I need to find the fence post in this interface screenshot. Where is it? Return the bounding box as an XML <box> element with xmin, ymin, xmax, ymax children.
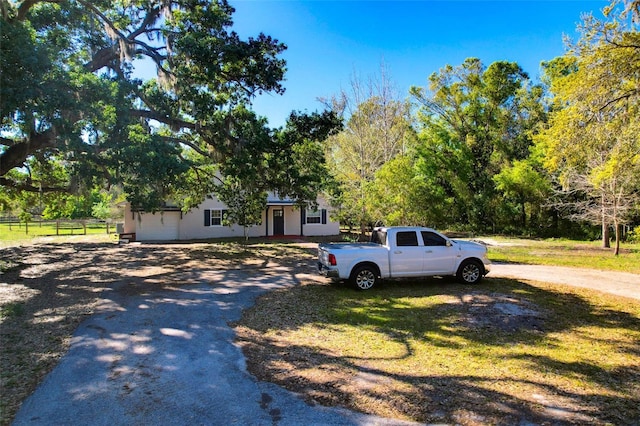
<box><xmin>56</xmin><ymin>220</ymin><xmax>59</xmax><ymax>236</ymax></box>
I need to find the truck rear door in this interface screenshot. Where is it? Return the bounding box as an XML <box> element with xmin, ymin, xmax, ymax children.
<box><xmin>389</xmin><ymin>230</ymin><xmax>424</xmax><ymax>277</ymax></box>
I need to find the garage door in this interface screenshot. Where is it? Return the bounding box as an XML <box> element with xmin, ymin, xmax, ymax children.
<box><xmin>136</xmin><ymin>212</ymin><xmax>180</xmax><ymax>241</ymax></box>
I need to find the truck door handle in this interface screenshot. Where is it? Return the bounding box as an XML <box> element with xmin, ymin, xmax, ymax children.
<box><xmin>425</xmin><ymin>250</ymin><xmax>433</xmax><ymax>253</ymax></box>
<box><xmin>394</xmin><ymin>250</ymin><xmax>402</xmax><ymax>254</ymax></box>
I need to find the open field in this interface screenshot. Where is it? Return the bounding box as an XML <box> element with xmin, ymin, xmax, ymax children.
<box><xmin>1</xmin><ymin>236</ymin><xmax>639</xmax><ymax>425</ymax></box>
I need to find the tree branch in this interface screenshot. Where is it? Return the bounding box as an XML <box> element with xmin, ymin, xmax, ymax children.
<box><xmin>129</xmin><ymin>109</ymin><xmax>196</xmax><ymax>130</ymax></box>
<box><xmin>159</xmin><ymin>135</ymin><xmax>210</xmax><ymax>158</ymax></box>
<box><xmin>598</xmin><ymin>90</ymin><xmax>638</xmax><ymax>113</ymax></box>
<box><xmin>0</xmin><ymin>129</ymin><xmax>58</xmax><ymax>176</ymax></box>
<box><xmin>0</xmin><ymin>177</ymin><xmax>67</xmax><ymax>193</ymax></box>
<box><xmin>0</xmin><ymin>137</ymin><xmax>17</xmax><ymax>147</ymax></box>
<box><xmin>78</xmin><ymin>0</ymin><xmax>172</xmax><ymax>77</ymax></box>
<box><xmin>16</xmin><ymin>0</ymin><xmax>62</xmax><ymax>21</ymax></box>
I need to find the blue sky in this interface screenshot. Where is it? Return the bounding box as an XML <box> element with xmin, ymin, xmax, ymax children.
<box><xmin>228</xmin><ymin>0</ymin><xmax>609</xmax><ymax>128</ymax></box>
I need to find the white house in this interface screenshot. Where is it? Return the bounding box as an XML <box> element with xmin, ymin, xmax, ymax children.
<box><xmin>120</xmin><ymin>193</ymin><xmax>339</xmax><ymax>241</ymax></box>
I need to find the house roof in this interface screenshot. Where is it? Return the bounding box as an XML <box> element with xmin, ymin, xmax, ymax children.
<box><xmin>266</xmin><ymin>193</ymin><xmax>301</xmax><ymax>206</ymax></box>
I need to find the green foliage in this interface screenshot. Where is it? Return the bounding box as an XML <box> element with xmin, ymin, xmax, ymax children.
<box><xmin>325</xmin><ymin>77</ymin><xmax>413</xmax><ymax>234</ymax></box>
<box><xmin>1</xmin><ymin>0</ymin><xmax>288</xmax><ymax>213</ymax></box>
<box><xmin>269</xmin><ymin>110</ymin><xmax>342</xmax><ymax>207</ymax></box>
<box><xmin>205</xmin><ymin>110</ymin><xmax>341</xmax><ymax>238</ymax></box>
<box><xmin>3</xmin><ymin>0</ymin><xmax>637</xmax><ymax>244</ymax></box>
<box><xmin>367</xmin><ymin>154</ymin><xmax>426</xmax><ymax>226</ymax></box>
<box><xmin>628</xmin><ymin>226</ymin><xmax>640</xmax><ymax>242</ymax></box>
<box><xmin>215</xmin><ymin>176</ymin><xmax>267</xmax><ymax>241</ymax></box>
<box><xmin>410</xmin><ymin>58</ymin><xmax>546</xmax><ymax>232</ymax></box>
<box><xmin>535</xmin><ymin>8</ymin><xmax>640</xmax><ymax>249</ymax></box>
<box><xmin>493</xmin><ymin>158</ymin><xmax>552</xmax><ymax>231</ymax></box>
<box><xmin>413</xmin><ymin>123</ymin><xmax>474</xmax><ymax>228</ymax></box>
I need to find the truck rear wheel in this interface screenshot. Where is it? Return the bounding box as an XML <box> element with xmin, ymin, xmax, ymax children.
<box><xmin>350</xmin><ymin>265</ymin><xmax>378</xmax><ymax>290</ymax></box>
<box><xmin>456</xmin><ymin>260</ymin><xmax>483</xmax><ymax>284</ymax></box>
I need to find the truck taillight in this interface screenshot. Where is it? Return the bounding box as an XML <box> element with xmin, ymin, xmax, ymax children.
<box><xmin>328</xmin><ymin>254</ymin><xmax>337</xmax><ymax>266</ymax></box>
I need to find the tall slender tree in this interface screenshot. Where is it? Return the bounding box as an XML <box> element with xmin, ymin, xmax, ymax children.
<box><xmin>535</xmin><ymin>4</ymin><xmax>640</xmax><ymax>254</ymax></box>
<box><xmin>323</xmin><ymin>63</ymin><xmax>413</xmax><ymax>235</ymax></box>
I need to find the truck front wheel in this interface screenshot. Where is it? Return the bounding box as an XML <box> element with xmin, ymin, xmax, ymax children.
<box><xmin>456</xmin><ymin>260</ymin><xmax>483</xmax><ymax>284</ymax></box>
<box><xmin>350</xmin><ymin>265</ymin><xmax>378</xmax><ymax>290</ymax></box>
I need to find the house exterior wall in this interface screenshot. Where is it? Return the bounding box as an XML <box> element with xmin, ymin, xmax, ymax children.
<box><xmin>122</xmin><ymin>194</ymin><xmax>339</xmax><ymax>241</ymax></box>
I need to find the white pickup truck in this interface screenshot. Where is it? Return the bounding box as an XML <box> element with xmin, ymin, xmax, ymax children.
<box><xmin>318</xmin><ymin>226</ymin><xmax>491</xmax><ymax>290</ymax></box>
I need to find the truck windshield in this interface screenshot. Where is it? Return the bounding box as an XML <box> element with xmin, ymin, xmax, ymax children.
<box><xmin>370</xmin><ymin>230</ymin><xmax>387</xmax><ymax>245</ymax></box>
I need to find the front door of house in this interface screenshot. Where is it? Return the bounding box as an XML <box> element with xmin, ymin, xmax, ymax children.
<box><xmin>273</xmin><ymin>209</ymin><xmax>284</xmax><ymax>235</ymax></box>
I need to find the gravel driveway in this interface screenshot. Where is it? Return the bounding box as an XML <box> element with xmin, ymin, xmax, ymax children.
<box><xmin>490</xmin><ymin>263</ymin><xmax>640</xmax><ymax>301</ymax></box>
<box><xmin>11</xmin><ymin>265</ymin><xmax>418</xmax><ymax>426</ymax></box>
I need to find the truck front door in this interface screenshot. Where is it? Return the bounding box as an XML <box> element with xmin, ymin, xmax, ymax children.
<box><xmin>421</xmin><ymin>230</ymin><xmax>455</xmax><ymax>274</ymax></box>
<box><xmin>389</xmin><ymin>231</ymin><xmax>424</xmax><ymax>277</ymax></box>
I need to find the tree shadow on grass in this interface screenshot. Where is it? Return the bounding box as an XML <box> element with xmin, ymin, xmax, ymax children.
<box><xmin>2</xmin><ymin>240</ymin><xmax>639</xmax><ymax>425</ymax></box>
<box><xmin>236</xmin><ymin>276</ymin><xmax>640</xmax><ymax>425</ymax></box>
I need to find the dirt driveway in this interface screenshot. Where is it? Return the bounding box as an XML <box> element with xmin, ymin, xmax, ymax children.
<box><xmin>490</xmin><ymin>263</ymin><xmax>640</xmax><ymax>300</ymax></box>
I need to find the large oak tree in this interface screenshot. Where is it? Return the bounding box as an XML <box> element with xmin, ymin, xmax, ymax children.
<box><xmin>1</xmin><ymin>1</ymin><xmax>331</xmax><ymax>213</ymax></box>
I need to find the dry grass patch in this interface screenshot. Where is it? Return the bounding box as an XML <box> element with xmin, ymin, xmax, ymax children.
<box><xmin>234</xmin><ymin>278</ymin><xmax>640</xmax><ymax>425</ymax></box>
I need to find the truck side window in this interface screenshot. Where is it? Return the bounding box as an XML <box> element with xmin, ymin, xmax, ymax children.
<box><xmin>396</xmin><ymin>231</ymin><xmax>419</xmax><ymax>246</ymax></box>
<box><xmin>421</xmin><ymin>231</ymin><xmax>447</xmax><ymax>246</ymax></box>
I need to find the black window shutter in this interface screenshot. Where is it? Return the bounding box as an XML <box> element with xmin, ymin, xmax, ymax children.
<box><xmin>321</xmin><ymin>209</ymin><xmax>327</xmax><ymax>224</ymax></box>
<box><xmin>204</xmin><ymin>210</ymin><xmax>210</xmax><ymax>227</ymax></box>
<box><xmin>301</xmin><ymin>209</ymin><xmax>306</xmax><ymax>224</ymax></box>
<box><xmin>222</xmin><ymin>209</ymin><xmax>228</xmax><ymax>223</ymax></box>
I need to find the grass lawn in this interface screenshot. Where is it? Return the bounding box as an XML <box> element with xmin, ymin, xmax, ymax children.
<box><xmin>485</xmin><ymin>236</ymin><xmax>640</xmax><ymax>274</ymax></box>
<box><xmin>234</xmin><ymin>236</ymin><xmax>640</xmax><ymax>425</ymax></box>
<box><xmin>235</xmin><ymin>276</ymin><xmax>640</xmax><ymax>425</ymax></box>
<box><xmin>0</xmin><ymin>221</ymin><xmax>115</xmax><ymax>241</ymax></box>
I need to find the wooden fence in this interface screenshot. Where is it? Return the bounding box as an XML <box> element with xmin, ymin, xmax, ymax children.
<box><xmin>0</xmin><ymin>218</ymin><xmax>118</xmax><ymax>237</ymax></box>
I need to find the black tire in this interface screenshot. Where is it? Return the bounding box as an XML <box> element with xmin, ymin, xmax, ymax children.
<box><xmin>456</xmin><ymin>260</ymin><xmax>483</xmax><ymax>284</ymax></box>
<box><xmin>350</xmin><ymin>265</ymin><xmax>378</xmax><ymax>290</ymax></box>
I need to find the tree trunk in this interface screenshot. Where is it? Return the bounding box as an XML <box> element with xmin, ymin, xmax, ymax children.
<box><xmin>614</xmin><ymin>222</ymin><xmax>620</xmax><ymax>256</ymax></box>
<box><xmin>360</xmin><ymin>221</ymin><xmax>367</xmax><ymax>242</ymax></box>
<box><xmin>602</xmin><ymin>221</ymin><xmax>610</xmax><ymax>248</ymax></box>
